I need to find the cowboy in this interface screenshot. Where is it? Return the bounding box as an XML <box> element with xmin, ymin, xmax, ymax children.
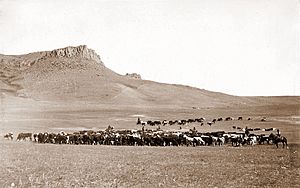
<box><xmin>245</xmin><ymin>126</ymin><xmax>250</xmax><ymax>136</ymax></box>
<box><xmin>276</xmin><ymin>129</ymin><xmax>281</xmax><ymax>137</ymax></box>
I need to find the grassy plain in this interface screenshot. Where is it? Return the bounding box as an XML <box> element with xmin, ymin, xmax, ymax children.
<box><xmin>0</xmin><ymin>103</ymin><xmax>299</xmax><ymax>187</ymax></box>
<box><xmin>0</xmin><ymin>140</ymin><xmax>299</xmax><ymax>187</ymax></box>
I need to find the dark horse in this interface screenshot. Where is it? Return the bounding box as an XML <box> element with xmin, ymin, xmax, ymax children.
<box><xmin>269</xmin><ymin>133</ymin><xmax>288</xmax><ymax>148</ymax></box>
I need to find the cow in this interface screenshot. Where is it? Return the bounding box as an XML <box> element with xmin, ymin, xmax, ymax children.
<box><xmin>238</xmin><ymin>117</ymin><xmax>243</xmax><ymax>120</ymax></box>
<box><xmin>231</xmin><ymin>135</ymin><xmax>244</xmax><ymax>146</ymax></box>
<box><xmin>249</xmin><ymin>135</ymin><xmax>257</xmax><ymax>145</ymax></box>
<box><xmin>17</xmin><ymin>133</ymin><xmax>32</xmax><ymax>141</ymax></box>
<box><xmin>225</xmin><ymin>117</ymin><xmax>233</xmax><ymax>121</ymax></box>
<box><xmin>264</xmin><ymin>128</ymin><xmax>274</xmax><ymax>131</ymax></box>
<box><xmin>169</xmin><ymin>120</ymin><xmax>175</xmax><ymax>125</ymax></box>
<box><xmin>193</xmin><ymin>137</ymin><xmax>205</xmax><ymax>146</ymax></box>
<box><xmin>4</xmin><ymin>133</ymin><xmax>13</xmax><ymax>140</ymax></box>
<box><xmin>33</xmin><ymin>133</ymin><xmax>38</xmax><ymax>142</ymax></box>
<box><xmin>183</xmin><ymin>135</ymin><xmax>194</xmax><ymax>146</ymax></box>
<box><xmin>55</xmin><ymin>133</ymin><xmax>68</xmax><ymax>144</ymax></box>
<box><xmin>153</xmin><ymin>121</ymin><xmax>162</xmax><ymax>125</ymax></box>
<box><xmin>217</xmin><ymin>137</ymin><xmax>225</xmax><ymax>146</ymax></box>
<box><xmin>162</xmin><ymin>120</ymin><xmax>168</xmax><ymax>126</ymax></box>
<box><xmin>179</xmin><ymin>120</ymin><xmax>187</xmax><ymax>125</ymax></box>
<box><xmin>258</xmin><ymin>134</ymin><xmax>270</xmax><ymax>145</ymax></box>
<box><xmin>201</xmin><ymin>135</ymin><xmax>213</xmax><ymax>146</ymax></box>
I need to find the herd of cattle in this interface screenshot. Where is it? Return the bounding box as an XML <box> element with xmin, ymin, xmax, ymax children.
<box><xmin>136</xmin><ymin>116</ymin><xmax>266</xmax><ymax>127</ymax></box>
<box><xmin>3</xmin><ymin>126</ymin><xmax>287</xmax><ymax>148</ymax></box>
<box><xmin>2</xmin><ymin>116</ymin><xmax>288</xmax><ymax>148</ymax></box>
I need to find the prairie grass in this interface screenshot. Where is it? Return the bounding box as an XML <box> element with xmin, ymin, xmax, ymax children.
<box><xmin>0</xmin><ymin>140</ymin><xmax>299</xmax><ymax>187</ymax></box>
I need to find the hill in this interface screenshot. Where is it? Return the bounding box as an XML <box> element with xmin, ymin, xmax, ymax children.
<box><xmin>0</xmin><ymin>45</ymin><xmax>260</xmax><ymax>107</ymax></box>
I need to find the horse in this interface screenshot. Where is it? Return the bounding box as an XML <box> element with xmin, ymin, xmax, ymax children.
<box><xmin>269</xmin><ymin>133</ymin><xmax>288</xmax><ymax>148</ymax></box>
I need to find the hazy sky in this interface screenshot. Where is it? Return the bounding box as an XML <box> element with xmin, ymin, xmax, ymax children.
<box><xmin>0</xmin><ymin>0</ymin><xmax>299</xmax><ymax>96</ymax></box>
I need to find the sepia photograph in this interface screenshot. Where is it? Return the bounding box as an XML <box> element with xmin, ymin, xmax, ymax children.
<box><xmin>0</xmin><ymin>0</ymin><xmax>299</xmax><ymax>187</ymax></box>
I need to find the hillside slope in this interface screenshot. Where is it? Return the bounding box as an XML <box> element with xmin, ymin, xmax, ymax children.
<box><xmin>0</xmin><ymin>45</ymin><xmax>296</xmax><ymax>108</ymax></box>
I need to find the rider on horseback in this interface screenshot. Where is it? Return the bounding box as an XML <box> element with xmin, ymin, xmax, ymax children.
<box><xmin>276</xmin><ymin>129</ymin><xmax>281</xmax><ymax>137</ymax></box>
<box><xmin>245</xmin><ymin>126</ymin><xmax>250</xmax><ymax>136</ymax></box>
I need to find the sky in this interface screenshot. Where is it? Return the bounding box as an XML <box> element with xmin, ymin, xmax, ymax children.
<box><xmin>0</xmin><ymin>0</ymin><xmax>299</xmax><ymax>96</ymax></box>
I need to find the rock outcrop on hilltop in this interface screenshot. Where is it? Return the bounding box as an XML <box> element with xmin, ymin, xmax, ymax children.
<box><xmin>125</xmin><ymin>73</ymin><xmax>142</xmax><ymax>79</ymax></box>
<box><xmin>0</xmin><ymin>45</ymin><xmax>104</xmax><ymax>68</ymax></box>
<box><xmin>42</xmin><ymin>45</ymin><xmax>102</xmax><ymax>62</ymax></box>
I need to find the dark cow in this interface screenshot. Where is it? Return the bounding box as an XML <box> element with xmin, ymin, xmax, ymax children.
<box><xmin>265</xmin><ymin>128</ymin><xmax>274</xmax><ymax>131</ymax></box>
<box><xmin>169</xmin><ymin>120</ymin><xmax>175</xmax><ymax>125</ymax></box>
<box><xmin>217</xmin><ymin>118</ymin><xmax>223</xmax><ymax>121</ymax></box>
<box><xmin>187</xmin><ymin>119</ymin><xmax>195</xmax><ymax>123</ymax></box>
<box><xmin>154</xmin><ymin>121</ymin><xmax>162</xmax><ymax>125</ymax></box>
<box><xmin>17</xmin><ymin>133</ymin><xmax>32</xmax><ymax>141</ymax></box>
<box><xmin>225</xmin><ymin>117</ymin><xmax>233</xmax><ymax>121</ymax></box>
<box><xmin>238</xmin><ymin>117</ymin><xmax>243</xmax><ymax>120</ymax></box>
<box><xmin>257</xmin><ymin>134</ymin><xmax>270</xmax><ymax>145</ymax></box>
<box><xmin>55</xmin><ymin>134</ymin><xmax>68</xmax><ymax>144</ymax></box>
<box><xmin>231</xmin><ymin>135</ymin><xmax>244</xmax><ymax>146</ymax></box>
<box><xmin>4</xmin><ymin>133</ymin><xmax>13</xmax><ymax>140</ymax></box>
<box><xmin>261</xmin><ymin>117</ymin><xmax>267</xmax><ymax>122</ymax></box>
<box><xmin>68</xmin><ymin>134</ymin><xmax>80</xmax><ymax>144</ymax></box>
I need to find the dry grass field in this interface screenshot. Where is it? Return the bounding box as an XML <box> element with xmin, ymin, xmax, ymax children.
<box><xmin>0</xmin><ymin>140</ymin><xmax>299</xmax><ymax>187</ymax></box>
